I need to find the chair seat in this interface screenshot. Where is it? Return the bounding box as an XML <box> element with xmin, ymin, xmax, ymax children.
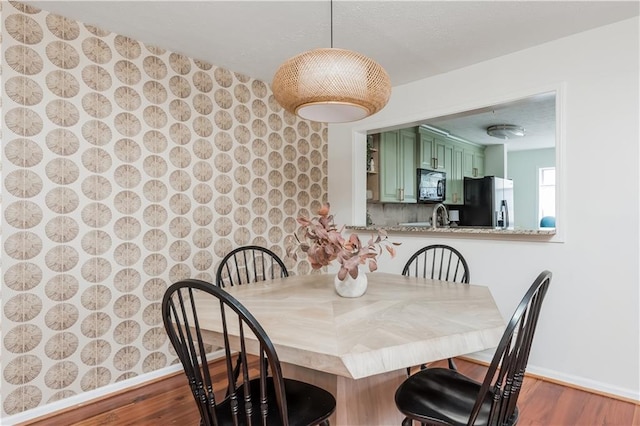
<box><xmin>216</xmin><ymin>377</ymin><xmax>336</xmax><ymax>426</ymax></box>
<box><xmin>395</xmin><ymin>368</ymin><xmax>518</xmax><ymax>426</ymax></box>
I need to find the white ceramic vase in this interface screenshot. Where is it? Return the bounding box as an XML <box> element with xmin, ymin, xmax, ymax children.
<box><xmin>334</xmin><ymin>270</ymin><xmax>368</xmax><ymax>298</ymax></box>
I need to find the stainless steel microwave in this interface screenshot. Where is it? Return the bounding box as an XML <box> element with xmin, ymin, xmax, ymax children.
<box><xmin>417</xmin><ymin>168</ymin><xmax>446</xmax><ymax>203</ymax></box>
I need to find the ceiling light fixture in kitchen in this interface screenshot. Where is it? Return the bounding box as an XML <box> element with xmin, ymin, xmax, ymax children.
<box><xmin>486</xmin><ymin>124</ymin><xmax>526</xmax><ymax>139</ymax></box>
<box><xmin>272</xmin><ymin>0</ymin><xmax>391</xmax><ymax>123</ymax></box>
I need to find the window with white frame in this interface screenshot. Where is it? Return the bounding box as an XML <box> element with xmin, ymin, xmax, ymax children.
<box><xmin>538</xmin><ymin>167</ymin><xmax>556</xmax><ymax>226</ymax></box>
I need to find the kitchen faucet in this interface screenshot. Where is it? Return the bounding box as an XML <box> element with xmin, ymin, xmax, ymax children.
<box><xmin>432</xmin><ymin>203</ymin><xmax>449</xmax><ymax>229</ymax></box>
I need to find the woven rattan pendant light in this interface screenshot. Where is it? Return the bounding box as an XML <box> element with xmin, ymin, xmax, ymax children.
<box><xmin>272</xmin><ymin>1</ymin><xmax>391</xmax><ymax>123</ymax></box>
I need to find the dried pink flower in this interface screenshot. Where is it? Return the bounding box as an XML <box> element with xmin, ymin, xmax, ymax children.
<box><xmin>287</xmin><ymin>204</ymin><xmax>399</xmax><ymax>280</ymax></box>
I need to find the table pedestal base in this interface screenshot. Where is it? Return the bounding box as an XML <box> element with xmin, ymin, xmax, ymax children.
<box><xmin>282</xmin><ymin>362</ymin><xmax>406</xmax><ymax>426</ymax></box>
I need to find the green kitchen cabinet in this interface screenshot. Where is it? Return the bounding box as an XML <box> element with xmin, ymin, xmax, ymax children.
<box><xmin>449</xmin><ymin>145</ymin><xmax>464</xmax><ymax>205</ymax></box>
<box><xmin>463</xmin><ymin>146</ymin><xmax>485</xmax><ymax>178</ymax></box>
<box><xmin>379</xmin><ymin>129</ymin><xmax>417</xmax><ymax>203</ymax></box>
<box><xmin>417</xmin><ymin>128</ymin><xmax>447</xmax><ymax>172</ymax></box>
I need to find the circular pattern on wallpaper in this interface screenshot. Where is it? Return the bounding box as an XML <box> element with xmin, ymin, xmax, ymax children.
<box><xmin>81</xmin><ymin>230</ymin><xmax>112</xmax><ymax>255</ymax></box>
<box><xmin>114</xmin><ymin>346</ymin><xmax>141</xmax><ymax>371</ymax></box>
<box><xmin>194</xmin><ymin>94</ymin><xmax>213</xmax><ymax>115</ymax></box>
<box><xmin>3</xmin><ymin>385</ymin><xmax>42</xmax><ymax>415</ymax></box>
<box><xmin>4</xmin><ymin>293</ymin><xmax>42</xmax><ymax>323</ymax></box>
<box><xmin>46</xmin><ymin>41</ymin><xmax>80</xmax><ymax>69</ymax></box>
<box><xmin>170</xmin><ymin>53</ymin><xmax>191</xmax><ymax>74</ymax></box>
<box><xmin>214</xmin><ymin>68</ymin><xmax>233</xmax><ymax>87</ymax></box>
<box><xmin>143</xmin><ymin>278</ymin><xmax>167</xmax><ymax>301</ymax></box>
<box><xmin>45</xmin><ymin>275</ymin><xmax>79</xmax><ymax>302</ymax></box>
<box><xmin>82</xmin><ymin>65</ymin><xmax>112</xmax><ymax>91</ymax></box>
<box><xmin>46</xmin><ymin>14</ymin><xmax>80</xmax><ymax>40</ymax></box>
<box><xmin>82</xmin><ymin>120</ymin><xmax>112</xmax><ymax>146</ymax></box>
<box><xmin>5</xmin><ymin>76</ymin><xmax>43</xmax><ymax>105</ymax></box>
<box><xmin>114</xmin><ymin>138</ymin><xmax>142</xmax><ymax>163</ymax></box>
<box><xmin>114</xmin><ymin>86</ymin><xmax>141</xmax><ymax>111</ymax></box>
<box><xmin>4</xmin><ymin>262</ymin><xmax>42</xmax><ymax>292</ymax></box>
<box><xmin>168</xmin><ymin>123</ymin><xmax>190</xmax><ymax>145</ymax></box>
<box><xmin>44</xmin><ymin>361</ymin><xmax>78</xmax><ymax>389</ymax></box>
<box><xmin>114</xmin><ymin>268</ymin><xmax>142</xmax><ymax>292</ymax></box>
<box><xmin>76</xmin><ymin>257</ymin><xmax>107</xmax><ymax>287</ymax></box>
<box><xmin>44</xmin><ymin>331</ymin><xmax>78</xmax><ymax>361</ymax></box>
<box><xmin>82</xmin><ymin>37</ymin><xmax>112</xmax><ymax>64</ymax></box>
<box><xmin>5</xmin><ymin>138</ymin><xmax>43</xmax><ymax>167</ymax></box>
<box><xmin>143</xmin><ymin>55</ymin><xmax>167</xmax><ymax>79</ymax></box>
<box><xmin>4</xmin><ymin>324</ymin><xmax>42</xmax><ymax>354</ymax></box>
<box><xmin>143</xmin><ymin>81</ymin><xmax>167</xmax><ymax>104</ymax></box>
<box><xmin>46</xmin><ymin>128</ymin><xmax>80</xmax><ymax>155</ymax></box>
<box><xmin>46</xmin><ymin>99</ymin><xmax>80</xmax><ymax>126</ymax></box>
<box><xmin>141</xmin><ymin>156</ymin><xmax>166</xmax><ymax>179</ymax></box>
<box><xmin>142</xmin><ymin>327</ymin><xmax>166</xmax><ymax>351</ymax></box>
<box><xmin>45</xmin><ymin>216</ymin><xmax>80</xmax><ymax>244</ymax></box>
<box><xmin>44</xmin><ymin>303</ymin><xmax>79</xmax><ymax>331</ymax></box>
<box><xmin>113</xmin><ymin>320</ymin><xmax>140</xmax><ymax>344</ymax></box>
<box><xmin>114</xmin><ymin>35</ymin><xmax>141</xmax><ymax>59</ymax></box>
<box><xmin>5</xmin><ymin>45</ymin><xmax>43</xmax><ymax>75</ymax></box>
<box><xmin>4</xmin><ymin>231</ymin><xmax>42</xmax><ymax>261</ymax></box>
<box><xmin>82</xmin><ymin>92</ymin><xmax>112</xmax><ymax>118</ymax></box>
<box><xmin>81</xmin><ymin>312</ymin><xmax>111</xmax><ymax>338</ymax></box>
<box><xmin>169</xmin><ymin>76</ymin><xmax>191</xmax><ymax>98</ymax></box>
<box><xmin>4</xmin><ymin>355</ymin><xmax>42</xmax><ymax>385</ymax></box>
<box><xmin>4</xmin><ymin>200</ymin><xmax>43</xmax><ymax>229</ymax></box>
<box><xmin>45</xmin><ymin>187</ymin><xmax>79</xmax><ymax>214</ymax></box>
<box><xmin>5</xmin><ymin>107</ymin><xmax>43</xmax><ymax>137</ymax></box>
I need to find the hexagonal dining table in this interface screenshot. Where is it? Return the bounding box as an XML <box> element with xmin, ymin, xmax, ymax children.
<box><xmin>195</xmin><ymin>272</ymin><xmax>505</xmax><ymax>425</ymax></box>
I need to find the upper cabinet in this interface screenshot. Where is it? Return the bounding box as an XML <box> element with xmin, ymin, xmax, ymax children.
<box><xmin>463</xmin><ymin>145</ymin><xmax>485</xmax><ymax>178</ymax></box>
<box><xmin>371</xmin><ymin>126</ymin><xmax>485</xmax><ymax>205</ymax></box>
<box><xmin>379</xmin><ymin>129</ymin><xmax>417</xmax><ymax>203</ymax></box>
<box><xmin>417</xmin><ymin>128</ymin><xmax>448</xmax><ymax>172</ymax></box>
<box><xmin>418</xmin><ymin>127</ymin><xmax>484</xmax><ymax>204</ymax></box>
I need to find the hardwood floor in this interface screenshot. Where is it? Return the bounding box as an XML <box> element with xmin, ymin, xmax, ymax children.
<box><xmin>19</xmin><ymin>358</ymin><xmax>639</xmax><ymax>426</ymax></box>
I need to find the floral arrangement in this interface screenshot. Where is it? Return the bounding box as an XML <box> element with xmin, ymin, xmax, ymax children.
<box><xmin>287</xmin><ymin>204</ymin><xmax>400</xmax><ymax>280</ymax></box>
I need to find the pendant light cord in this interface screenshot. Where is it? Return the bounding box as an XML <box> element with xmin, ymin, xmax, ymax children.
<box><xmin>330</xmin><ymin>0</ymin><xmax>333</xmax><ymax>48</ymax></box>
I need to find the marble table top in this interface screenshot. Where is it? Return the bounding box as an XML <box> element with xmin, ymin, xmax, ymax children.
<box><xmin>195</xmin><ymin>272</ymin><xmax>505</xmax><ymax>380</ymax></box>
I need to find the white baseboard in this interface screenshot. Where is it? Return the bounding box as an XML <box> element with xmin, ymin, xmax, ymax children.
<box><xmin>464</xmin><ymin>352</ymin><xmax>640</xmax><ymax>402</ymax></box>
<box><xmin>1</xmin><ymin>350</ymin><xmax>225</xmax><ymax>426</ymax></box>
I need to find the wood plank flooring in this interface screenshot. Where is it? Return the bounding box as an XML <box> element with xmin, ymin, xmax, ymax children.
<box><xmin>19</xmin><ymin>358</ymin><xmax>640</xmax><ymax>426</ymax></box>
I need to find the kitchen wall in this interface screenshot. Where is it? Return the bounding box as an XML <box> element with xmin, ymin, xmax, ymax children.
<box><xmin>507</xmin><ymin>148</ymin><xmax>555</xmax><ymax>230</ymax></box>
<box><xmin>1</xmin><ymin>2</ymin><xmax>326</xmax><ymax>417</ymax></box>
<box><xmin>330</xmin><ymin>18</ymin><xmax>639</xmax><ymax>400</ymax></box>
<box><xmin>366</xmin><ymin>202</ymin><xmax>434</xmax><ymax>226</ymax></box>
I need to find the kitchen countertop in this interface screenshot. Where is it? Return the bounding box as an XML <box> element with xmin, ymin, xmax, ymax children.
<box><xmin>347</xmin><ymin>224</ymin><xmax>556</xmax><ymax>236</ymax></box>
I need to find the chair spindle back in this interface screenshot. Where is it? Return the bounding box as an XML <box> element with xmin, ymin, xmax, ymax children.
<box><xmin>216</xmin><ymin>245</ymin><xmax>289</xmax><ymax>288</ymax></box>
<box><xmin>402</xmin><ymin>244</ymin><xmax>470</xmax><ymax>283</ymax></box>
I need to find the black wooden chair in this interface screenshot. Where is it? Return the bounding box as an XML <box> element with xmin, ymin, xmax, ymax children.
<box><xmin>402</xmin><ymin>244</ymin><xmax>470</xmax><ymax>284</ymax></box>
<box><xmin>216</xmin><ymin>245</ymin><xmax>289</xmax><ymax>288</ymax></box>
<box><xmin>402</xmin><ymin>244</ymin><xmax>470</xmax><ymax>371</ymax></box>
<box><xmin>163</xmin><ymin>279</ymin><xmax>336</xmax><ymax>426</ymax></box>
<box><xmin>395</xmin><ymin>270</ymin><xmax>552</xmax><ymax>426</ymax></box>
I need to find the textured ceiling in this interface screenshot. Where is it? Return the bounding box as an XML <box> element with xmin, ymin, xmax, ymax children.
<box><xmin>25</xmin><ymin>1</ymin><xmax>639</xmax><ymax>150</ymax></box>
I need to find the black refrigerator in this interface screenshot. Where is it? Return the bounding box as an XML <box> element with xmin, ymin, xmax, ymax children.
<box><xmin>461</xmin><ymin>176</ymin><xmax>514</xmax><ymax>228</ymax></box>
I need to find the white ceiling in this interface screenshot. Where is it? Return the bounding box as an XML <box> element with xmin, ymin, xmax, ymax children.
<box><xmin>25</xmin><ymin>1</ymin><xmax>639</xmax><ymax>150</ymax></box>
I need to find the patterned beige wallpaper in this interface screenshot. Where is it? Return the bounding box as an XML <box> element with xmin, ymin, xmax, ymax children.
<box><xmin>1</xmin><ymin>1</ymin><xmax>327</xmax><ymax>416</ymax></box>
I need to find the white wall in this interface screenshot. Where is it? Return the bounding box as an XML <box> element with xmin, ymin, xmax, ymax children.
<box><xmin>508</xmin><ymin>148</ymin><xmax>556</xmax><ymax>229</ymax></box>
<box><xmin>329</xmin><ymin>18</ymin><xmax>639</xmax><ymax>399</ymax></box>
